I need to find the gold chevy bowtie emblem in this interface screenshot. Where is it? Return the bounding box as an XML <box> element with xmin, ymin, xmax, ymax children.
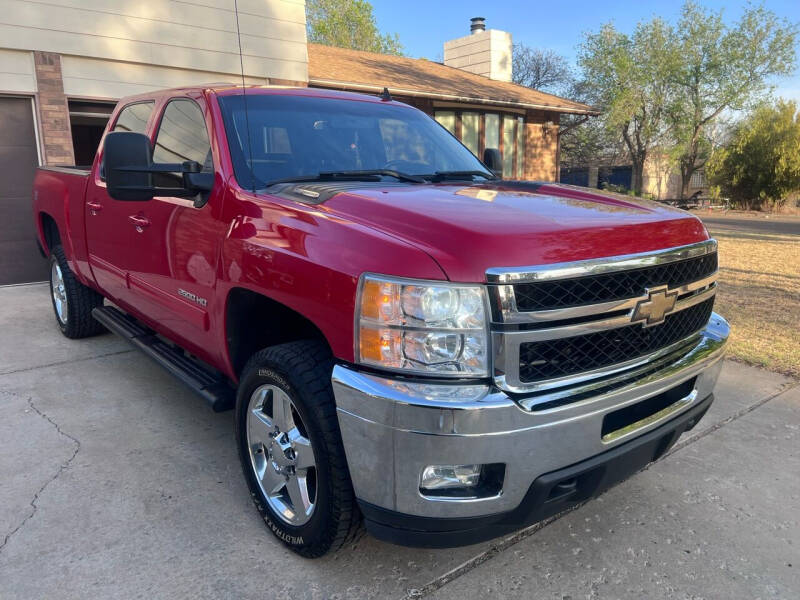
<box><xmin>631</xmin><ymin>285</ymin><xmax>679</xmax><ymax>327</ymax></box>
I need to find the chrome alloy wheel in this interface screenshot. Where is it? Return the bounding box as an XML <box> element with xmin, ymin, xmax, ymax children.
<box><xmin>246</xmin><ymin>384</ymin><xmax>317</xmax><ymax>526</ymax></box>
<box><xmin>51</xmin><ymin>261</ymin><xmax>68</xmax><ymax>324</ymax></box>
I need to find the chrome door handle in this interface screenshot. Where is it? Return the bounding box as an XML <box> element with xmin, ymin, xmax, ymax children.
<box><xmin>128</xmin><ymin>215</ymin><xmax>151</xmax><ymax>231</ymax></box>
<box><xmin>87</xmin><ymin>201</ymin><xmax>103</xmax><ymax>213</ymax></box>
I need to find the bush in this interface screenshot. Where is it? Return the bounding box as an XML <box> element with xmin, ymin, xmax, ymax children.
<box><xmin>706</xmin><ymin>100</ymin><xmax>800</xmax><ymax>210</ymax></box>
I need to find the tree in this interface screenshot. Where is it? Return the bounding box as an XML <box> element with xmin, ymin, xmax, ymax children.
<box><xmin>512</xmin><ymin>45</ymin><xmax>573</xmax><ymax>95</ymax></box>
<box><xmin>706</xmin><ymin>100</ymin><xmax>800</xmax><ymax>210</ymax></box>
<box><xmin>668</xmin><ymin>2</ymin><xmax>798</xmax><ymax>199</ymax></box>
<box><xmin>306</xmin><ymin>0</ymin><xmax>402</xmax><ymax>55</ymax></box>
<box><xmin>559</xmin><ymin>79</ymin><xmax>626</xmax><ymax>170</ymax></box>
<box><xmin>578</xmin><ymin>19</ymin><xmax>679</xmax><ymax>195</ymax></box>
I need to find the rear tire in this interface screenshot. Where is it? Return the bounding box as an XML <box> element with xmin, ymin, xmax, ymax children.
<box><xmin>49</xmin><ymin>244</ymin><xmax>105</xmax><ymax>339</ymax></box>
<box><xmin>235</xmin><ymin>340</ymin><xmax>359</xmax><ymax>557</ymax></box>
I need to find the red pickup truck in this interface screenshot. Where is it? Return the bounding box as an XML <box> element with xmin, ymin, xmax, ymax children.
<box><xmin>32</xmin><ymin>84</ymin><xmax>729</xmax><ymax>557</ymax></box>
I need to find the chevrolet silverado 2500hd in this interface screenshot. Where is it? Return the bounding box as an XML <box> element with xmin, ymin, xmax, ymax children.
<box><xmin>32</xmin><ymin>85</ymin><xmax>729</xmax><ymax>557</ymax></box>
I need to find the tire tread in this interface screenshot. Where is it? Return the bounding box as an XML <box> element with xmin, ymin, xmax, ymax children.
<box><xmin>237</xmin><ymin>340</ymin><xmax>360</xmax><ymax>557</ymax></box>
<box><xmin>51</xmin><ymin>245</ymin><xmax>105</xmax><ymax>339</ymax></box>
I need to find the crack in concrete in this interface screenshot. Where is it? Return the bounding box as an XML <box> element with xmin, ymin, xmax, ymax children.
<box><xmin>402</xmin><ymin>378</ymin><xmax>800</xmax><ymax>599</ymax></box>
<box><xmin>0</xmin><ymin>397</ymin><xmax>81</xmax><ymax>556</ymax></box>
<box><xmin>0</xmin><ymin>348</ymin><xmax>134</xmax><ymax>377</ymax></box>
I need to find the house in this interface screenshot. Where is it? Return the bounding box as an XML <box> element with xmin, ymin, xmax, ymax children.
<box><xmin>0</xmin><ymin>4</ymin><xmax>594</xmax><ymax>285</ymax></box>
<box><xmin>643</xmin><ymin>156</ymin><xmax>709</xmax><ymax>201</ymax></box>
<box><xmin>0</xmin><ymin>0</ymin><xmax>307</xmax><ymax>285</ymax></box>
<box><xmin>306</xmin><ymin>18</ymin><xmax>597</xmax><ymax>182</ymax></box>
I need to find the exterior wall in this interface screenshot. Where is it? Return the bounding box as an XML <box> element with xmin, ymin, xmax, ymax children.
<box><xmin>643</xmin><ymin>155</ymin><xmax>707</xmax><ymax>200</ymax></box>
<box><xmin>34</xmin><ymin>52</ymin><xmax>74</xmax><ymax>165</ymax></box>
<box><xmin>444</xmin><ymin>29</ymin><xmax>512</xmax><ymax>82</ymax></box>
<box><xmin>0</xmin><ymin>48</ymin><xmax>36</xmax><ymax>93</ymax></box>
<box><xmin>0</xmin><ymin>1</ymin><xmax>309</xmax><ymax>166</ymax></box>
<box><xmin>60</xmin><ymin>56</ymin><xmax>268</xmax><ymax>100</ymax></box>
<box><xmin>0</xmin><ymin>0</ymin><xmax>308</xmax><ymax>84</ymax></box>
<box><xmin>523</xmin><ymin>111</ymin><xmax>558</xmax><ymax>182</ymax></box>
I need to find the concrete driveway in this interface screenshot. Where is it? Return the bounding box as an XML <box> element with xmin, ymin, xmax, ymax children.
<box><xmin>1</xmin><ymin>283</ymin><xmax>798</xmax><ymax>599</ymax></box>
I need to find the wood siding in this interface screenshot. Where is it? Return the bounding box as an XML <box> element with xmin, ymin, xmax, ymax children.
<box><xmin>0</xmin><ymin>0</ymin><xmax>308</xmax><ymax>85</ymax></box>
<box><xmin>0</xmin><ymin>48</ymin><xmax>36</xmax><ymax>93</ymax></box>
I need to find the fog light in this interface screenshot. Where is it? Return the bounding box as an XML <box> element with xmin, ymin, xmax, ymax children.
<box><xmin>420</xmin><ymin>464</ymin><xmax>482</xmax><ymax>491</ymax></box>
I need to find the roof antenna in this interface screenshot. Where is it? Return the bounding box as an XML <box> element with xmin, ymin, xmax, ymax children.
<box><xmin>380</xmin><ymin>87</ymin><xmax>393</xmax><ymax>102</ymax></box>
<box><xmin>234</xmin><ymin>0</ymin><xmax>256</xmax><ymax>193</ymax></box>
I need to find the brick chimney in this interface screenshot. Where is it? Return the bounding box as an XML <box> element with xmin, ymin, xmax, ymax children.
<box><xmin>443</xmin><ymin>17</ymin><xmax>512</xmax><ymax>82</ymax></box>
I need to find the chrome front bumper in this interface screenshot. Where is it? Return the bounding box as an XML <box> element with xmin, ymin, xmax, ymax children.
<box><xmin>333</xmin><ymin>313</ymin><xmax>729</xmax><ymax>521</ymax></box>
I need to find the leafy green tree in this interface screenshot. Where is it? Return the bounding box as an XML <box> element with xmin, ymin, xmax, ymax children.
<box><xmin>306</xmin><ymin>0</ymin><xmax>403</xmax><ymax>55</ymax></box>
<box><xmin>578</xmin><ymin>19</ymin><xmax>679</xmax><ymax>195</ymax></box>
<box><xmin>669</xmin><ymin>2</ymin><xmax>798</xmax><ymax>199</ymax></box>
<box><xmin>706</xmin><ymin>100</ymin><xmax>800</xmax><ymax>210</ymax></box>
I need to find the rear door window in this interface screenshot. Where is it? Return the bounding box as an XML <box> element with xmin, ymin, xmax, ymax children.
<box><xmin>101</xmin><ymin>101</ymin><xmax>155</xmax><ymax>179</ymax></box>
<box><xmin>113</xmin><ymin>102</ymin><xmax>154</xmax><ymax>133</ymax></box>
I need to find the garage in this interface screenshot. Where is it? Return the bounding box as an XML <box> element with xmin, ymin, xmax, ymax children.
<box><xmin>0</xmin><ymin>96</ymin><xmax>45</xmax><ymax>285</ymax></box>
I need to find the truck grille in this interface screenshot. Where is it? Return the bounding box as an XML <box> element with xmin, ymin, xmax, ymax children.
<box><xmin>487</xmin><ymin>240</ymin><xmax>719</xmax><ymax>405</ymax></box>
<box><xmin>518</xmin><ymin>297</ymin><xmax>715</xmax><ymax>383</ymax></box>
<box><xmin>514</xmin><ymin>252</ymin><xmax>717</xmax><ymax>311</ymax></box>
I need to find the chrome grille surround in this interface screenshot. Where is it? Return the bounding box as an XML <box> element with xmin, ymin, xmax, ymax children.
<box><xmin>487</xmin><ymin>240</ymin><xmax>718</xmax><ymax>408</ymax></box>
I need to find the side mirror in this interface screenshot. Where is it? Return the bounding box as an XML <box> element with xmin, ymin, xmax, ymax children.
<box><xmin>483</xmin><ymin>148</ymin><xmax>502</xmax><ymax>177</ymax></box>
<box><xmin>104</xmin><ymin>132</ymin><xmax>154</xmax><ymax>201</ymax></box>
<box><xmin>104</xmin><ymin>131</ymin><xmax>214</xmax><ymax>205</ymax></box>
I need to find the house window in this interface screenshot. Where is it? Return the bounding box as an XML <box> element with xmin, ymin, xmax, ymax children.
<box><xmin>432</xmin><ymin>109</ymin><xmax>525</xmax><ymax>178</ymax></box>
<box><xmin>434</xmin><ymin>111</ymin><xmax>456</xmax><ymax>135</ymax></box>
<box><xmin>484</xmin><ymin>114</ymin><xmax>500</xmax><ymax>153</ymax></box>
<box><xmin>461</xmin><ymin>112</ymin><xmax>480</xmax><ymax>157</ymax></box>
<box><xmin>690</xmin><ymin>170</ymin><xmax>706</xmax><ymax>188</ymax></box>
<box><xmin>516</xmin><ymin>116</ymin><xmax>525</xmax><ymax>178</ymax></box>
<box><xmin>502</xmin><ymin>115</ymin><xmax>517</xmax><ymax>178</ymax></box>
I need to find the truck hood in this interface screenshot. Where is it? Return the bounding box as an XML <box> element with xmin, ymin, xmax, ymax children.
<box><xmin>320</xmin><ymin>182</ymin><xmax>710</xmax><ymax>282</ymax></box>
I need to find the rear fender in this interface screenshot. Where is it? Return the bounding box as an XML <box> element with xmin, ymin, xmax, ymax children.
<box><xmin>33</xmin><ymin>167</ymin><xmax>92</xmax><ymax>286</ymax></box>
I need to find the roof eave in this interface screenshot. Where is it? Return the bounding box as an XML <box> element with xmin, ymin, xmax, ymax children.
<box><xmin>308</xmin><ymin>78</ymin><xmax>600</xmax><ymax>116</ymax></box>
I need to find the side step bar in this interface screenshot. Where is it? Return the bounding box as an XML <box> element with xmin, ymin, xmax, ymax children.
<box><xmin>92</xmin><ymin>306</ymin><xmax>235</xmax><ymax>412</ymax></box>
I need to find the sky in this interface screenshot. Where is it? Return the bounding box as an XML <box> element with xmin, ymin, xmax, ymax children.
<box><xmin>370</xmin><ymin>0</ymin><xmax>800</xmax><ymax>103</ymax></box>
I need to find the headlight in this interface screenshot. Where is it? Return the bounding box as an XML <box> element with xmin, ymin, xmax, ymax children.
<box><xmin>356</xmin><ymin>274</ymin><xmax>489</xmax><ymax>377</ymax></box>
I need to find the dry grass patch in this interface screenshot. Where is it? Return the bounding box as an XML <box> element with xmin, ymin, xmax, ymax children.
<box><xmin>711</xmin><ymin>229</ymin><xmax>800</xmax><ymax>377</ymax></box>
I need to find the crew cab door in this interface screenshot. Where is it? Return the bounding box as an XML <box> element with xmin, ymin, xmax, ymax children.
<box><xmin>85</xmin><ymin>101</ymin><xmax>155</xmax><ymax>303</ymax></box>
<box><xmin>124</xmin><ymin>96</ymin><xmax>225</xmax><ymax>362</ymax></box>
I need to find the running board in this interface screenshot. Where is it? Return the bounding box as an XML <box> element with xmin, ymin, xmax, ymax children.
<box><xmin>92</xmin><ymin>306</ymin><xmax>235</xmax><ymax>412</ymax></box>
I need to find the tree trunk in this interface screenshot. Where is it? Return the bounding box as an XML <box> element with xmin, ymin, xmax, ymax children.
<box><xmin>679</xmin><ymin>163</ymin><xmax>692</xmax><ymax>200</ymax></box>
<box><xmin>631</xmin><ymin>157</ymin><xmax>644</xmax><ymax>196</ymax></box>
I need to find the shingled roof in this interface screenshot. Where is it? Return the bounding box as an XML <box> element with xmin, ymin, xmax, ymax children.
<box><xmin>307</xmin><ymin>43</ymin><xmax>598</xmax><ymax>115</ymax></box>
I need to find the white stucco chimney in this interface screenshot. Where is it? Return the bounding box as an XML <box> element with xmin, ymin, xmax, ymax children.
<box><xmin>443</xmin><ymin>17</ymin><xmax>512</xmax><ymax>82</ymax></box>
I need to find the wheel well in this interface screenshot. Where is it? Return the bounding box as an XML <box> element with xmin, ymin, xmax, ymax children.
<box><xmin>40</xmin><ymin>213</ymin><xmax>61</xmax><ymax>255</ymax></box>
<box><xmin>226</xmin><ymin>288</ymin><xmax>330</xmax><ymax>377</ymax></box>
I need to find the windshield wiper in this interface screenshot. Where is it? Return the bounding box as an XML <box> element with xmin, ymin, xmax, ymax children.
<box><xmin>319</xmin><ymin>170</ymin><xmax>426</xmax><ymax>183</ymax></box>
<box><xmin>426</xmin><ymin>170</ymin><xmax>498</xmax><ymax>183</ymax></box>
<box><xmin>266</xmin><ymin>170</ymin><xmax>425</xmax><ymax>186</ymax></box>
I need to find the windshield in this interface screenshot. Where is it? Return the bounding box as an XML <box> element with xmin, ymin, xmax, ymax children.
<box><xmin>217</xmin><ymin>94</ymin><xmax>492</xmax><ymax>188</ymax></box>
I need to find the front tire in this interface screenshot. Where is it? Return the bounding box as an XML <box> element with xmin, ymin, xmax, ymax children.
<box><xmin>235</xmin><ymin>341</ymin><xmax>359</xmax><ymax>557</ymax></box>
<box><xmin>49</xmin><ymin>244</ymin><xmax>105</xmax><ymax>339</ymax></box>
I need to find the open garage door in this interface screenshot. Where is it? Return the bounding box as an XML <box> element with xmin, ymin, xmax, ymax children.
<box><xmin>0</xmin><ymin>96</ymin><xmax>46</xmax><ymax>285</ymax></box>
